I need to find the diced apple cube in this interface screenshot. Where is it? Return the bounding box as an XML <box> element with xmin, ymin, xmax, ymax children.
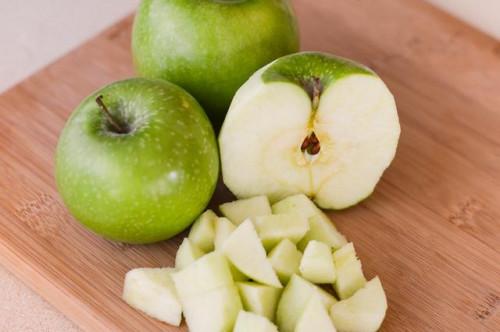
<box><xmin>237</xmin><ymin>281</ymin><xmax>282</xmax><ymax>321</ymax></box>
<box><xmin>276</xmin><ymin>274</ymin><xmax>337</xmax><ymax>332</ymax></box>
<box><xmin>214</xmin><ymin>217</ymin><xmax>236</xmax><ymax>250</ymax></box>
<box><xmin>271</xmin><ymin>194</ymin><xmax>323</xmax><ymax>218</ymax></box>
<box><xmin>219</xmin><ymin>195</ymin><xmax>272</xmax><ymax>225</ymax></box>
<box><xmin>299</xmin><ymin>240</ymin><xmax>336</xmax><ymax>284</ymax></box>
<box><xmin>268</xmin><ymin>239</ymin><xmax>302</xmax><ymax>284</ymax></box>
<box><xmin>175</xmin><ymin>238</ymin><xmax>204</xmax><ymax>269</ymax></box>
<box><xmin>188</xmin><ymin>209</ymin><xmax>217</xmax><ymax>252</ymax></box>
<box><xmin>333</xmin><ymin>243</ymin><xmax>366</xmax><ymax>299</ymax></box>
<box><xmin>298</xmin><ymin>214</ymin><xmax>347</xmax><ymax>250</ymax></box>
<box><xmin>330</xmin><ymin>277</ymin><xmax>387</xmax><ymax>332</ymax></box>
<box><xmin>122</xmin><ymin>268</ymin><xmax>182</xmax><ymax>326</ymax></box>
<box><xmin>296</xmin><ymin>294</ymin><xmax>337</xmax><ymax>332</ymax></box>
<box><xmin>222</xmin><ymin>220</ymin><xmax>281</xmax><ymax>288</ymax></box>
<box><xmin>233</xmin><ymin>311</ymin><xmax>278</xmax><ymax>332</ymax></box>
<box><xmin>252</xmin><ymin>214</ymin><xmax>309</xmax><ymax>251</ymax></box>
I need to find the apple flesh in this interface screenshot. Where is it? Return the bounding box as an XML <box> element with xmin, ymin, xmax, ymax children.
<box><xmin>175</xmin><ymin>238</ymin><xmax>204</xmax><ymax>269</ymax></box>
<box><xmin>188</xmin><ymin>209</ymin><xmax>217</xmax><ymax>252</ymax></box>
<box><xmin>276</xmin><ymin>274</ymin><xmax>337</xmax><ymax>332</ymax></box>
<box><xmin>222</xmin><ymin>220</ymin><xmax>282</xmax><ymax>288</ymax></box>
<box><xmin>330</xmin><ymin>277</ymin><xmax>387</xmax><ymax>332</ymax></box>
<box><xmin>219</xmin><ymin>195</ymin><xmax>272</xmax><ymax>225</ymax></box>
<box><xmin>237</xmin><ymin>282</ymin><xmax>282</xmax><ymax>321</ymax></box>
<box><xmin>252</xmin><ymin>214</ymin><xmax>309</xmax><ymax>251</ymax></box>
<box><xmin>219</xmin><ymin>52</ymin><xmax>400</xmax><ymax>209</ymax></box>
<box><xmin>295</xmin><ymin>294</ymin><xmax>337</xmax><ymax>332</ymax></box>
<box><xmin>268</xmin><ymin>239</ymin><xmax>302</xmax><ymax>284</ymax></box>
<box><xmin>132</xmin><ymin>0</ymin><xmax>299</xmax><ymax>127</ymax></box>
<box><xmin>122</xmin><ymin>268</ymin><xmax>181</xmax><ymax>326</ymax></box>
<box><xmin>333</xmin><ymin>243</ymin><xmax>367</xmax><ymax>299</ymax></box>
<box><xmin>233</xmin><ymin>311</ymin><xmax>278</xmax><ymax>332</ymax></box>
<box><xmin>214</xmin><ymin>217</ymin><xmax>236</xmax><ymax>250</ymax></box>
<box><xmin>55</xmin><ymin>78</ymin><xmax>219</xmax><ymax>243</ymax></box>
<box><xmin>300</xmin><ymin>240</ymin><xmax>336</xmax><ymax>284</ymax></box>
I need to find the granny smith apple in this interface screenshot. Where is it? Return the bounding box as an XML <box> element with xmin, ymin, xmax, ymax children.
<box><xmin>219</xmin><ymin>52</ymin><xmax>401</xmax><ymax>209</ymax></box>
<box><xmin>55</xmin><ymin>78</ymin><xmax>219</xmax><ymax>244</ymax></box>
<box><xmin>132</xmin><ymin>0</ymin><xmax>300</xmax><ymax>127</ymax></box>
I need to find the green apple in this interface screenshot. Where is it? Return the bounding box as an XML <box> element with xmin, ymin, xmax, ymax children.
<box><xmin>175</xmin><ymin>238</ymin><xmax>204</xmax><ymax>269</ymax></box>
<box><xmin>252</xmin><ymin>214</ymin><xmax>309</xmax><ymax>251</ymax></box>
<box><xmin>233</xmin><ymin>311</ymin><xmax>278</xmax><ymax>332</ymax></box>
<box><xmin>296</xmin><ymin>294</ymin><xmax>337</xmax><ymax>332</ymax></box>
<box><xmin>272</xmin><ymin>195</ymin><xmax>347</xmax><ymax>250</ymax></box>
<box><xmin>214</xmin><ymin>217</ymin><xmax>236</xmax><ymax>250</ymax></box>
<box><xmin>55</xmin><ymin>78</ymin><xmax>218</xmax><ymax>243</ymax></box>
<box><xmin>267</xmin><ymin>239</ymin><xmax>302</xmax><ymax>284</ymax></box>
<box><xmin>333</xmin><ymin>243</ymin><xmax>367</xmax><ymax>299</ymax></box>
<box><xmin>222</xmin><ymin>220</ymin><xmax>281</xmax><ymax>288</ymax></box>
<box><xmin>276</xmin><ymin>274</ymin><xmax>337</xmax><ymax>332</ymax></box>
<box><xmin>219</xmin><ymin>52</ymin><xmax>400</xmax><ymax>209</ymax></box>
<box><xmin>188</xmin><ymin>209</ymin><xmax>217</xmax><ymax>252</ymax></box>
<box><xmin>219</xmin><ymin>195</ymin><xmax>272</xmax><ymax>225</ymax></box>
<box><xmin>330</xmin><ymin>277</ymin><xmax>387</xmax><ymax>332</ymax></box>
<box><xmin>237</xmin><ymin>282</ymin><xmax>282</xmax><ymax>321</ymax></box>
<box><xmin>132</xmin><ymin>0</ymin><xmax>300</xmax><ymax>127</ymax></box>
<box><xmin>299</xmin><ymin>240</ymin><xmax>336</xmax><ymax>284</ymax></box>
<box><xmin>123</xmin><ymin>268</ymin><xmax>181</xmax><ymax>326</ymax></box>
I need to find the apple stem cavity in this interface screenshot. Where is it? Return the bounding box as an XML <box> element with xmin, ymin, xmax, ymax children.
<box><xmin>95</xmin><ymin>95</ymin><xmax>129</xmax><ymax>134</ymax></box>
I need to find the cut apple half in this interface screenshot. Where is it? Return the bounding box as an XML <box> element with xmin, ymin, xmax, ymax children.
<box><xmin>330</xmin><ymin>277</ymin><xmax>387</xmax><ymax>332</ymax></box>
<box><xmin>220</xmin><ymin>52</ymin><xmax>400</xmax><ymax>209</ymax></box>
<box><xmin>122</xmin><ymin>268</ymin><xmax>182</xmax><ymax>326</ymax></box>
<box><xmin>222</xmin><ymin>220</ymin><xmax>282</xmax><ymax>288</ymax></box>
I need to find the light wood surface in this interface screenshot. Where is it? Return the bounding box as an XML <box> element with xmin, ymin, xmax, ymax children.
<box><xmin>0</xmin><ymin>0</ymin><xmax>499</xmax><ymax>331</ymax></box>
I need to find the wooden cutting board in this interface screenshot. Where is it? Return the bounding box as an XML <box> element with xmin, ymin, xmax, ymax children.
<box><xmin>0</xmin><ymin>0</ymin><xmax>499</xmax><ymax>331</ymax></box>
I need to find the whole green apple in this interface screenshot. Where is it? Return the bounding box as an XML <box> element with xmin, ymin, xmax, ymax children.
<box><xmin>55</xmin><ymin>78</ymin><xmax>219</xmax><ymax>244</ymax></box>
<box><xmin>132</xmin><ymin>0</ymin><xmax>300</xmax><ymax>128</ymax></box>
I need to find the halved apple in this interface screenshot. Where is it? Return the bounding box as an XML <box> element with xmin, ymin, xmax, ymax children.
<box><xmin>122</xmin><ymin>268</ymin><xmax>182</xmax><ymax>326</ymax></box>
<box><xmin>299</xmin><ymin>240</ymin><xmax>336</xmax><ymax>284</ymax></box>
<box><xmin>333</xmin><ymin>243</ymin><xmax>366</xmax><ymax>299</ymax></box>
<box><xmin>268</xmin><ymin>239</ymin><xmax>302</xmax><ymax>284</ymax></box>
<box><xmin>295</xmin><ymin>294</ymin><xmax>337</xmax><ymax>332</ymax></box>
<box><xmin>219</xmin><ymin>195</ymin><xmax>272</xmax><ymax>225</ymax></box>
<box><xmin>188</xmin><ymin>209</ymin><xmax>217</xmax><ymax>252</ymax></box>
<box><xmin>237</xmin><ymin>281</ymin><xmax>282</xmax><ymax>321</ymax></box>
<box><xmin>175</xmin><ymin>238</ymin><xmax>205</xmax><ymax>269</ymax></box>
<box><xmin>252</xmin><ymin>214</ymin><xmax>309</xmax><ymax>251</ymax></box>
<box><xmin>233</xmin><ymin>311</ymin><xmax>278</xmax><ymax>332</ymax></box>
<box><xmin>330</xmin><ymin>277</ymin><xmax>387</xmax><ymax>332</ymax></box>
<box><xmin>222</xmin><ymin>220</ymin><xmax>282</xmax><ymax>288</ymax></box>
<box><xmin>219</xmin><ymin>52</ymin><xmax>400</xmax><ymax>209</ymax></box>
<box><xmin>276</xmin><ymin>274</ymin><xmax>337</xmax><ymax>332</ymax></box>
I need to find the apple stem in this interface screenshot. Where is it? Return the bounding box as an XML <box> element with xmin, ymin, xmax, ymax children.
<box><xmin>95</xmin><ymin>95</ymin><xmax>127</xmax><ymax>134</ymax></box>
<box><xmin>312</xmin><ymin>77</ymin><xmax>321</xmax><ymax>110</ymax></box>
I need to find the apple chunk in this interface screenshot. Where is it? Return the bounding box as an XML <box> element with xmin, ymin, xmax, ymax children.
<box><xmin>276</xmin><ymin>274</ymin><xmax>337</xmax><ymax>332</ymax></box>
<box><xmin>296</xmin><ymin>294</ymin><xmax>337</xmax><ymax>332</ymax></box>
<box><xmin>300</xmin><ymin>240</ymin><xmax>336</xmax><ymax>284</ymax></box>
<box><xmin>214</xmin><ymin>217</ymin><xmax>236</xmax><ymax>250</ymax></box>
<box><xmin>252</xmin><ymin>214</ymin><xmax>309</xmax><ymax>251</ymax></box>
<box><xmin>222</xmin><ymin>220</ymin><xmax>282</xmax><ymax>288</ymax></box>
<box><xmin>237</xmin><ymin>282</ymin><xmax>282</xmax><ymax>321</ymax></box>
<box><xmin>219</xmin><ymin>195</ymin><xmax>272</xmax><ymax>225</ymax></box>
<box><xmin>330</xmin><ymin>277</ymin><xmax>387</xmax><ymax>332</ymax></box>
<box><xmin>188</xmin><ymin>209</ymin><xmax>217</xmax><ymax>252</ymax></box>
<box><xmin>333</xmin><ymin>243</ymin><xmax>367</xmax><ymax>299</ymax></box>
<box><xmin>122</xmin><ymin>268</ymin><xmax>181</xmax><ymax>326</ymax></box>
<box><xmin>233</xmin><ymin>311</ymin><xmax>278</xmax><ymax>332</ymax></box>
<box><xmin>268</xmin><ymin>239</ymin><xmax>302</xmax><ymax>284</ymax></box>
<box><xmin>220</xmin><ymin>52</ymin><xmax>400</xmax><ymax>209</ymax></box>
<box><xmin>175</xmin><ymin>238</ymin><xmax>204</xmax><ymax>269</ymax></box>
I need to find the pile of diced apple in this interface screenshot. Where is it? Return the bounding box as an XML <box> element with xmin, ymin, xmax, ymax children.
<box><xmin>122</xmin><ymin>194</ymin><xmax>387</xmax><ymax>332</ymax></box>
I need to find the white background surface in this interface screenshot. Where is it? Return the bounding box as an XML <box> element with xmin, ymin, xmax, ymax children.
<box><xmin>0</xmin><ymin>0</ymin><xmax>498</xmax><ymax>330</ymax></box>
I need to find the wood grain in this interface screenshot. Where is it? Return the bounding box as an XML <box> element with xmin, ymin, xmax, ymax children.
<box><xmin>0</xmin><ymin>0</ymin><xmax>499</xmax><ymax>331</ymax></box>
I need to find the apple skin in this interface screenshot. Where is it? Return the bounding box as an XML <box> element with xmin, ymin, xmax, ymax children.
<box><xmin>132</xmin><ymin>0</ymin><xmax>299</xmax><ymax>128</ymax></box>
<box><xmin>55</xmin><ymin>78</ymin><xmax>219</xmax><ymax>244</ymax></box>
